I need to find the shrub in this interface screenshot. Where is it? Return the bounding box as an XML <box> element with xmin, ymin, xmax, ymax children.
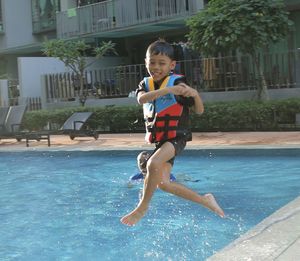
<box><xmin>22</xmin><ymin>99</ymin><xmax>300</xmax><ymax>132</ymax></box>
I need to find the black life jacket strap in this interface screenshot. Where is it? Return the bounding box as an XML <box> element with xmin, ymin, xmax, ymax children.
<box><xmin>155</xmin><ymin>115</ymin><xmax>181</xmax><ymax>121</ymax></box>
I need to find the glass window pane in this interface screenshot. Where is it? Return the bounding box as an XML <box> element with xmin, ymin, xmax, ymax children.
<box><xmin>0</xmin><ymin>1</ymin><xmax>3</xmax><ymax>32</ymax></box>
<box><xmin>31</xmin><ymin>0</ymin><xmax>60</xmax><ymax>33</ymax></box>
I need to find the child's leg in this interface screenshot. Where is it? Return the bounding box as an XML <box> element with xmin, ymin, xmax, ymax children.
<box><xmin>120</xmin><ymin>142</ymin><xmax>175</xmax><ymax>226</ymax></box>
<box><xmin>159</xmin><ymin>182</ymin><xmax>225</xmax><ymax>217</ymax></box>
<box><xmin>159</xmin><ymin>164</ymin><xmax>225</xmax><ymax>217</ymax></box>
<box><xmin>140</xmin><ymin>174</ymin><xmax>149</xmax><ymax>201</ymax></box>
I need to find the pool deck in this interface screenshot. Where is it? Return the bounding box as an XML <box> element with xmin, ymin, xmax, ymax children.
<box><xmin>1</xmin><ymin>131</ymin><xmax>300</xmax><ymax>151</ymax></box>
<box><xmin>1</xmin><ymin>131</ymin><xmax>300</xmax><ymax>260</ymax></box>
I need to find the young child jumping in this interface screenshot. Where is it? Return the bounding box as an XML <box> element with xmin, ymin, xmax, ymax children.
<box><xmin>121</xmin><ymin>40</ymin><xmax>224</xmax><ymax>226</ymax></box>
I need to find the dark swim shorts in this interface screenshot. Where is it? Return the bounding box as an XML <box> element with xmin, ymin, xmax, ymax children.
<box><xmin>153</xmin><ymin>136</ymin><xmax>187</xmax><ymax>166</ymax></box>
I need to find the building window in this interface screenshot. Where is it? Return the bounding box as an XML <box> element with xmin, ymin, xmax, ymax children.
<box><xmin>0</xmin><ymin>1</ymin><xmax>3</xmax><ymax>32</ymax></box>
<box><xmin>31</xmin><ymin>0</ymin><xmax>60</xmax><ymax>33</ymax></box>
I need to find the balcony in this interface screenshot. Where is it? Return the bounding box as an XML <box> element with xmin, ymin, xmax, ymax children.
<box><xmin>56</xmin><ymin>0</ymin><xmax>203</xmax><ymax>39</ymax></box>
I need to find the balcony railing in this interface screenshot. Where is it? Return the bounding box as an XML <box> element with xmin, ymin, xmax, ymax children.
<box><xmin>43</xmin><ymin>50</ymin><xmax>300</xmax><ymax>103</ymax></box>
<box><xmin>56</xmin><ymin>0</ymin><xmax>203</xmax><ymax>39</ymax></box>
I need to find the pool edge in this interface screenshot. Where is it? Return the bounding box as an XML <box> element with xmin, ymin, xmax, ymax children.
<box><xmin>207</xmin><ymin>195</ymin><xmax>300</xmax><ymax>261</ymax></box>
<box><xmin>1</xmin><ymin>144</ymin><xmax>300</xmax><ymax>152</ymax></box>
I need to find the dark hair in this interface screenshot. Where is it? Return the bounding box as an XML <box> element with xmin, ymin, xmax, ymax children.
<box><xmin>146</xmin><ymin>39</ymin><xmax>175</xmax><ymax>60</ymax></box>
<box><xmin>137</xmin><ymin>151</ymin><xmax>150</xmax><ymax>173</ymax></box>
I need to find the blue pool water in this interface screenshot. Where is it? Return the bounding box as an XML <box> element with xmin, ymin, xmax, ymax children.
<box><xmin>0</xmin><ymin>149</ymin><xmax>300</xmax><ymax>260</ymax></box>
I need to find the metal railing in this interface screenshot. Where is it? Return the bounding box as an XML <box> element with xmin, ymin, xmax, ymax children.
<box><xmin>44</xmin><ymin>64</ymin><xmax>146</xmax><ymax>102</ymax></box>
<box><xmin>56</xmin><ymin>0</ymin><xmax>203</xmax><ymax>39</ymax></box>
<box><xmin>43</xmin><ymin>50</ymin><xmax>300</xmax><ymax>103</ymax></box>
<box><xmin>26</xmin><ymin>97</ymin><xmax>42</xmax><ymax>111</ymax></box>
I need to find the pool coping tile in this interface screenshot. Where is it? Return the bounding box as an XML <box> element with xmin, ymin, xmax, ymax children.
<box><xmin>207</xmin><ymin>196</ymin><xmax>300</xmax><ymax>261</ymax></box>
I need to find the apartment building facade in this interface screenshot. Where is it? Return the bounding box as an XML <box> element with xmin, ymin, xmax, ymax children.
<box><xmin>0</xmin><ymin>0</ymin><xmax>299</xmax><ymax>108</ymax></box>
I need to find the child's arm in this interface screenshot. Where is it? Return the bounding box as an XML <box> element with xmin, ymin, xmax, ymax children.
<box><xmin>137</xmin><ymin>87</ymin><xmax>176</xmax><ymax>104</ymax></box>
<box><xmin>188</xmin><ymin>86</ymin><xmax>204</xmax><ymax>115</ymax></box>
<box><xmin>137</xmin><ymin>82</ymin><xmax>197</xmax><ymax>104</ymax></box>
<box><xmin>173</xmin><ymin>83</ymin><xmax>204</xmax><ymax>115</ymax></box>
<box><xmin>137</xmin><ymin>83</ymin><xmax>204</xmax><ymax>115</ymax></box>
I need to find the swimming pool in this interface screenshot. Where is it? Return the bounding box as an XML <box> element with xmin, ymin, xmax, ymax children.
<box><xmin>0</xmin><ymin>149</ymin><xmax>299</xmax><ymax>260</ymax></box>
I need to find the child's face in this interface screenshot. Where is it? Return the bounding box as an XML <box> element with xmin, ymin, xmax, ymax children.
<box><xmin>145</xmin><ymin>53</ymin><xmax>176</xmax><ymax>82</ymax></box>
<box><xmin>138</xmin><ymin>152</ymin><xmax>150</xmax><ymax>175</ymax></box>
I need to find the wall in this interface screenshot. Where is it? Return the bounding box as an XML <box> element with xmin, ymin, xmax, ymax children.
<box><xmin>45</xmin><ymin>97</ymin><xmax>138</xmax><ymax>110</ymax></box>
<box><xmin>18</xmin><ymin>57</ymin><xmax>68</xmax><ymax>99</ymax></box>
<box><xmin>202</xmin><ymin>88</ymin><xmax>300</xmax><ymax>102</ymax></box>
<box><xmin>0</xmin><ymin>0</ymin><xmax>36</xmax><ymax>50</ymax></box>
<box><xmin>0</xmin><ymin>79</ymin><xmax>9</xmax><ymax>106</ymax></box>
<box><xmin>18</xmin><ymin>56</ymin><xmax>128</xmax><ymax>107</ymax></box>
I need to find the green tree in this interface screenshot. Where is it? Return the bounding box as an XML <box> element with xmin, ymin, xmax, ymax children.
<box><xmin>187</xmin><ymin>0</ymin><xmax>293</xmax><ymax>100</ymax></box>
<box><xmin>43</xmin><ymin>40</ymin><xmax>116</xmax><ymax>105</ymax></box>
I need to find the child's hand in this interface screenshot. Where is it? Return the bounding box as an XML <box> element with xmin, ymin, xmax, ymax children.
<box><xmin>180</xmin><ymin>83</ymin><xmax>199</xmax><ymax>98</ymax></box>
<box><xmin>171</xmin><ymin>84</ymin><xmax>189</xmax><ymax>96</ymax></box>
<box><xmin>171</xmin><ymin>83</ymin><xmax>198</xmax><ymax>98</ymax></box>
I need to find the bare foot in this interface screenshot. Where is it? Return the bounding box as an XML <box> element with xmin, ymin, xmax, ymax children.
<box><xmin>204</xmin><ymin>193</ymin><xmax>225</xmax><ymax>218</ymax></box>
<box><xmin>120</xmin><ymin>207</ymin><xmax>147</xmax><ymax>226</ymax></box>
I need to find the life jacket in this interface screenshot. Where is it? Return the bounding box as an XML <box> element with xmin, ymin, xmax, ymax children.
<box><xmin>143</xmin><ymin>74</ymin><xmax>189</xmax><ymax>143</ymax></box>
